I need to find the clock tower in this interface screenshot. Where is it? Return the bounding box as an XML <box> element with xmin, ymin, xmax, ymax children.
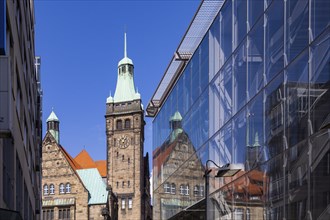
<box><xmin>105</xmin><ymin>33</ymin><xmax>149</xmax><ymax>220</ymax></box>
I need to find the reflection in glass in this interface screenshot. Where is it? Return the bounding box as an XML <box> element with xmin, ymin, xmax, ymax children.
<box><xmin>152</xmin><ymin>111</ymin><xmax>205</xmax><ymax>219</ymax></box>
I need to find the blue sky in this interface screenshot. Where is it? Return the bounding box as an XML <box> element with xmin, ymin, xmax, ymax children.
<box><xmin>35</xmin><ymin>0</ymin><xmax>200</xmax><ymax>167</ymax></box>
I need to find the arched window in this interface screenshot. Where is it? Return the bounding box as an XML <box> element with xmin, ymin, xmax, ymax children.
<box><xmin>66</xmin><ymin>183</ymin><xmax>71</xmax><ymax>193</ymax></box>
<box><xmin>164</xmin><ymin>182</ymin><xmax>171</xmax><ymax>193</ymax></box>
<box><xmin>125</xmin><ymin>119</ymin><xmax>131</xmax><ymax>129</ymax></box>
<box><xmin>122</xmin><ymin>155</ymin><xmax>125</xmax><ymax>161</ymax></box>
<box><xmin>59</xmin><ymin>183</ymin><xmax>65</xmax><ymax>194</ymax></box>
<box><xmin>180</xmin><ymin>184</ymin><xmax>189</xmax><ymax>195</ymax></box>
<box><xmin>194</xmin><ymin>185</ymin><xmax>199</xmax><ymax>196</ymax></box>
<box><xmin>116</xmin><ymin>120</ymin><xmax>122</xmax><ymax>130</ymax></box>
<box><xmin>122</xmin><ymin>181</ymin><xmax>125</xmax><ymax>188</ymax></box>
<box><xmin>116</xmin><ymin>182</ymin><xmax>119</xmax><ymax>188</ymax></box>
<box><xmin>128</xmin><ymin>181</ymin><xmax>130</xmax><ymax>188</ymax></box>
<box><xmin>128</xmin><ymin>158</ymin><xmax>130</xmax><ymax>164</ymax></box>
<box><xmin>49</xmin><ymin>184</ymin><xmax>55</xmax><ymax>195</ymax></box>
<box><xmin>43</xmin><ymin>184</ymin><xmax>48</xmax><ymax>195</ymax></box>
<box><xmin>171</xmin><ymin>183</ymin><xmax>176</xmax><ymax>194</ymax></box>
<box><xmin>179</xmin><ymin>184</ymin><xmax>184</xmax><ymax>195</ymax></box>
<box><xmin>185</xmin><ymin>185</ymin><xmax>190</xmax><ymax>195</ymax></box>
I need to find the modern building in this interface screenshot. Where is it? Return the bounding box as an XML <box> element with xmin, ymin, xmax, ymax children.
<box><xmin>147</xmin><ymin>0</ymin><xmax>330</xmax><ymax>219</ymax></box>
<box><xmin>0</xmin><ymin>0</ymin><xmax>43</xmax><ymax>219</ymax></box>
<box><xmin>41</xmin><ymin>111</ymin><xmax>113</xmax><ymax>220</ymax></box>
<box><xmin>105</xmin><ymin>33</ymin><xmax>152</xmax><ymax>220</ymax></box>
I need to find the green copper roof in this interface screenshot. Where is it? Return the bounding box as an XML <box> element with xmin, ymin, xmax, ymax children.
<box><xmin>76</xmin><ymin>168</ymin><xmax>108</xmax><ymax>205</ymax></box>
<box><xmin>46</xmin><ymin>110</ymin><xmax>59</xmax><ymax>122</ymax></box>
<box><xmin>170</xmin><ymin>111</ymin><xmax>182</xmax><ymax>121</ymax></box>
<box><xmin>112</xmin><ymin>33</ymin><xmax>140</xmax><ymax>103</ymax></box>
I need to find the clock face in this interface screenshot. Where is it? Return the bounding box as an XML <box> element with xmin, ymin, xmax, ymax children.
<box><xmin>118</xmin><ymin>135</ymin><xmax>129</xmax><ymax>149</ymax></box>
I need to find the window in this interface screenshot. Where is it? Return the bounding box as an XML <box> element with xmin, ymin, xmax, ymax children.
<box><xmin>116</xmin><ymin>151</ymin><xmax>119</xmax><ymax>157</ymax></box>
<box><xmin>164</xmin><ymin>182</ymin><xmax>171</xmax><ymax>193</ymax></box>
<box><xmin>43</xmin><ymin>209</ymin><xmax>54</xmax><ymax>220</ymax></box>
<box><xmin>49</xmin><ymin>184</ymin><xmax>54</xmax><ymax>195</ymax></box>
<box><xmin>58</xmin><ymin>207</ymin><xmax>70</xmax><ymax>220</ymax></box>
<box><xmin>180</xmin><ymin>184</ymin><xmax>184</xmax><ymax>195</ymax></box>
<box><xmin>122</xmin><ymin>181</ymin><xmax>125</xmax><ymax>188</ymax></box>
<box><xmin>171</xmin><ymin>183</ymin><xmax>176</xmax><ymax>194</ymax></box>
<box><xmin>194</xmin><ymin>185</ymin><xmax>199</xmax><ymax>196</ymax></box>
<box><xmin>116</xmin><ymin>120</ymin><xmax>122</xmax><ymax>130</ymax></box>
<box><xmin>128</xmin><ymin>198</ymin><xmax>133</xmax><ymax>209</ymax></box>
<box><xmin>125</xmin><ymin>119</ymin><xmax>131</xmax><ymax>128</ymax></box>
<box><xmin>180</xmin><ymin>184</ymin><xmax>189</xmax><ymax>195</ymax></box>
<box><xmin>128</xmin><ymin>181</ymin><xmax>130</xmax><ymax>188</ymax></box>
<box><xmin>122</xmin><ymin>155</ymin><xmax>125</xmax><ymax>161</ymax></box>
<box><xmin>185</xmin><ymin>185</ymin><xmax>189</xmax><ymax>195</ymax></box>
<box><xmin>66</xmin><ymin>183</ymin><xmax>71</xmax><ymax>193</ymax></box>
<box><xmin>43</xmin><ymin>185</ymin><xmax>48</xmax><ymax>195</ymax></box>
<box><xmin>59</xmin><ymin>183</ymin><xmax>65</xmax><ymax>194</ymax></box>
<box><xmin>200</xmin><ymin>186</ymin><xmax>204</xmax><ymax>196</ymax></box>
<box><xmin>121</xmin><ymin>199</ymin><xmax>126</xmax><ymax>209</ymax></box>
<box><xmin>128</xmin><ymin>158</ymin><xmax>130</xmax><ymax>164</ymax></box>
<box><xmin>116</xmin><ymin>182</ymin><xmax>119</xmax><ymax>188</ymax></box>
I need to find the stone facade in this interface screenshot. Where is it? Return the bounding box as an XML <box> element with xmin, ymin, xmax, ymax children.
<box><xmin>42</xmin><ymin>133</ymin><xmax>90</xmax><ymax>219</ymax></box>
<box><xmin>41</xmin><ymin>112</ymin><xmax>109</xmax><ymax>220</ymax></box>
<box><xmin>105</xmin><ymin>34</ymin><xmax>152</xmax><ymax>220</ymax></box>
<box><xmin>105</xmin><ymin>99</ymin><xmax>147</xmax><ymax>220</ymax></box>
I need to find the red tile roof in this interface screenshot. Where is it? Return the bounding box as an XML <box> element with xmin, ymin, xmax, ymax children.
<box><xmin>74</xmin><ymin>149</ymin><xmax>97</xmax><ymax>168</ymax></box>
<box><xmin>74</xmin><ymin>149</ymin><xmax>107</xmax><ymax>178</ymax></box>
<box><xmin>95</xmin><ymin>160</ymin><xmax>107</xmax><ymax>177</ymax></box>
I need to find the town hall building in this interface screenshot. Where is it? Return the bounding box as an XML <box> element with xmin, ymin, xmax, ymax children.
<box><xmin>41</xmin><ymin>34</ymin><xmax>151</xmax><ymax>220</ymax></box>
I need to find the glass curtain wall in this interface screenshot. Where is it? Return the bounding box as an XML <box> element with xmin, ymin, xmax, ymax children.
<box><xmin>152</xmin><ymin>0</ymin><xmax>329</xmax><ymax>219</ymax></box>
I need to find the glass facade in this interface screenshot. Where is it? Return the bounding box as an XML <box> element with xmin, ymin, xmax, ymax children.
<box><xmin>152</xmin><ymin>0</ymin><xmax>330</xmax><ymax>219</ymax></box>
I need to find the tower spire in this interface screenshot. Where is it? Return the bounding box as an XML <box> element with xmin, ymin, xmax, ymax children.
<box><xmin>124</xmin><ymin>32</ymin><xmax>127</xmax><ymax>58</ymax></box>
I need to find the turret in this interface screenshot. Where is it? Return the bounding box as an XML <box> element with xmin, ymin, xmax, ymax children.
<box><xmin>46</xmin><ymin>110</ymin><xmax>60</xmax><ymax>143</ymax></box>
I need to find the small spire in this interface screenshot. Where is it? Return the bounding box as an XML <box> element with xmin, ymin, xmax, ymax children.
<box><xmin>124</xmin><ymin>32</ymin><xmax>127</xmax><ymax>58</ymax></box>
<box><xmin>109</xmin><ymin>90</ymin><xmax>112</xmax><ymax>97</ymax></box>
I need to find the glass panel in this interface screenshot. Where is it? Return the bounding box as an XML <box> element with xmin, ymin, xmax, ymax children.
<box><xmin>265</xmin><ymin>72</ymin><xmax>284</xmax><ymax>158</ymax></box>
<box><xmin>310</xmin><ymin>129</ymin><xmax>330</xmax><ymax>219</ymax></box>
<box><xmin>310</xmin><ymin>31</ymin><xmax>330</xmax><ymax>134</ymax></box>
<box><xmin>209</xmin><ymin>15</ymin><xmax>221</xmax><ymax>79</ymax></box>
<box><xmin>233</xmin><ymin>40</ymin><xmax>247</xmax><ymax>113</ymax></box>
<box><xmin>249</xmin><ymin>0</ymin><xmax>264</xmax><ymax>29</ymax></box>
<box><xmin>220</xmin><ymin>0</ymin><xmax>233</xmax><ymax>64</ymax></box>
<box><xmin>154</xmin><ymin>144</ymin><xmax>206</xmax><ymax>220</ymax></box>
<box><xmin>286</xmin><ymin>141</ymin><xmax>308</xmax><ymax>219</ymax></box>
<box><xmin>286</xmin><ymin>0</ymin><xmax>309</xmax><ymax>62</ymax></box>
<box><xmin>311</xmin><ymin>0</ymin><xmax>330</xmax><ymax>38</ymax></box>
<box><xmin>183</xmin><ymin>66</ymin><xmax>192</xmax><ymax>115</ymax></box>
<box><xmin>286</xmin><ymin>50</ymin><xmax>309</xmax><ymax>148</ymax></box>
<box><xmin>265</xmin><ymin>0</ymin><xmax>284</xmax><ymax>83</ymax></box>
<box><xmin>233</xmin><ymin>109</ymin><xmax>247</xmax><ymax>165</ymax></box>
<box><xmin>234</xmin><ymin>0</ymin><xmax>247</xmax><ymax>49</ymax></box>
<box><xmin>248</xmin><ymin>18</ymin><xmax>264</xmax><ymax>100</ymax></box>
<box><xmin>246</xmin><ymin>94</ymin><xmax>265</xmax><ymax>170</ymax></box>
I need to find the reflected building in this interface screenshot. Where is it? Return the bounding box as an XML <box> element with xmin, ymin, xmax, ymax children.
<box><xmin>147</xmin><ymin>0</ymin><xmax>330</xmax><ymax>219</ymax></box>
<box><xmin>153</xmin><ymin>111</ymin><xmax>205</xmax><ymax>220</ymax></box>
